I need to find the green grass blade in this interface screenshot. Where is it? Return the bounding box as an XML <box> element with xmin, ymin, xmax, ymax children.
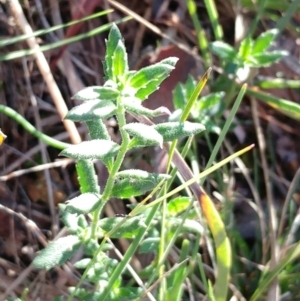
<box><xmin>246</xmin><ymin>87</ymin><xmax>300</xmax><ymax>120</ymax></box>
<box><xmin>255</xmin><ymin>78</ymin><xmax>300</xmax><ymax>89</ymax></box>
<box><xmin>248</xmin><ymin>0</ymin><xmax>267</xmax><ymax>38</ymax></box>
<box><xmin>0</xmin><ymin>10</ymin><xmax>113</xmax><ymax>48</ymax></box>
<box><xmin>166</xmin><ymin>69</ymin><xmax>211</xmax><ymax>171</ymax></box>
<box><xmin>276</xmin><ymin>0</ymin><xmax>300</xmax><ymax>33</ymax></box>
<box><xmin>0</xmin><ymin>17</ymin><xmax>131</xmax><ymax>61</ymax></box>
<box><xmin>181</xmin><ymin>68</ymin><xmax>212</xmax><ymax>122</ymax></box>
<box><xmin>187</xmin><ymin>0</ymin><xmax>211</xmax><ymax>67</ymax></box>
<box><xmin>203</xmin><ymin>84</ymin><xmax>247</xmax><ymax>175</ymax></box>
<box><xmin>203</xmin><ymin>0</ymin><xmax>223</xmax><ymax>40</ymax></box>
<box><xmin>199</xmin><ymin>192</ymin><xmax>231</xmax><ymax>301</ymax></box>
<box><xmin>141</xmin><ymin>144</ymin><xmax>254</xmax><ymax>211</ymax></box>
<box><xmin>250</xmin><ymin>241</ymin><xmax>300</xmax><ymax>301</ymax></box>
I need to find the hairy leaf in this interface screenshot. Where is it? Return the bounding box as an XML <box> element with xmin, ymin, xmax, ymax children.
<box><xmin>154</xmin><ymin>121</ymin><xmax>205</xmax><ymax>141</ymax></box>
<box><xmin>112</xmin><ymin>40</ymin><xmax>128</xmax><ymax>83</ymax></box>
<box><xmin>33</xmin><ymin>235</ymin><xmax>81</xmax><ymax>270</ymax></box>
<box><xmin>99</xmin><ymin>216</ymin><xmax>146</xmax><ymax>238</ymax></box>
<box><xmin>252</xmin><ymin>29</ymin><xmax>279</xmax><ymax>54</ymax></box>
<box><xmin>129</xmin><ymin>57</ymin><xmax>178</xmax><ymax>101</ymax></box>
<box><xmin>210</xmin><ymin>41</ymin><xmax>238</xmax><ymax>61</ymax></box>
<box><xmin>249</xmin><ymin>51</ymin><xmax>288</xmax><ymax>67</ymax></box>
<box><xmin>169</xmin><ymin>217</ymin><xmax>204</xmax><ymax>235</ymax></box>
<box><xmin>59</xmin><ymin>205</ymin><xmax>80</xmax><ymax>233</ymax></box>
<box><xmin>112</xmin><ymin>171</ymin><xmax>170</xmax><ymax>198</ymax></box>
<box><xmin>104</xmin><ymin>23</ymin><xmax>123</xmax><ymax>80</ymax></box>
<box><xmin>123</xmin><ymin>97</ymin><xmax>171</xmax><ymax>117</ymax></box>
<box><xmin>65</xmin><ymin>193</ymin><xmax>102</xmax><ymax>214</ymax></box>
<box><xmin>123</xmin><ymin>123</ymin><xmax>163</xmax><ymax>148</ymax></box>
<box><xmin>139</xmin><ymin>237</ymin><xmax>160</xmax><ymax>254</ymax></box>
<box><xmin>60</xmin><ymin>140</ymin><xmax>119</xmax><ymax>161</ymax></box>
<box><xmin>167</xmin><ymin>197</ymin><xmax>191</xmax><ymax>216</ymax></box>
<box><xmin>65</xmin><ymin>99</ymin><xmax>116</xmax><ymax>121</ymax></box>
<box><xmin>72</xmin><ymin>86</ymin><xmax>119</xmax><ymax>101</ymax></box>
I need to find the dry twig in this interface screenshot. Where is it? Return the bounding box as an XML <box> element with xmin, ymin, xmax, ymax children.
<box><xmin>9</xmin><ymin>0</ymin><xmax>82</xmax><ymax>144</ymax></box>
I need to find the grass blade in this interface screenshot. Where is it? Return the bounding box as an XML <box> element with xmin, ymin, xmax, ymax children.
<box><xmin>0</xmin><ymin>10</ymin><xmax>113</xmax><ymax>48</ymax></box>
<box><xmin>0</xmin><ymin>17</ymin><xmax>131</xmax><ymax>61</ymax></box>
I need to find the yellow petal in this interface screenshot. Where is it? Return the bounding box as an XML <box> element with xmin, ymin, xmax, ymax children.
<box><xmin>0</xmin><ymin>129</ymin><xmax>7</xmax><ymax>145</ymax></box>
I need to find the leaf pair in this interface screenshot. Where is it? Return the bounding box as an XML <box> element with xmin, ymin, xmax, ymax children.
<box><xmin>210</xmin><ymin>29</ymin><xmax>288</xmax><ymax>69</ymax></box>
<box><xmin>104</xmin><ymin>24</ymin><xmax>178</xmax><ymax>103</ymax></box>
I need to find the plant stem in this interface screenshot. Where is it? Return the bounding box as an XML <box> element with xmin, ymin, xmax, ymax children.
<box><xmin>0</xmin><ymin>104</ymin><xmax>71</xmax><ymax>149</ymax></box>
<box><xmin>100</xmin><ymin>202</ymin><xmax>161</xmax><ymax>300</ymax></box>
<box><xmin>91</xmin><ymin>99</ymin><xmax>130</xmax><ymax>238</ymax></box>
<box><xmin>203</xmin><ymin>0</ymin><xmax>223</xmax><ymax>40</ymax></box>
<box><xmin>187</xmin><ymin>0</ymin><xmax>211</xmax><ymax>68</ymax></box>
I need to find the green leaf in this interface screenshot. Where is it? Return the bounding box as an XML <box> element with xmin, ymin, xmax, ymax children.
<box><xmin>139</xmin><ymin>237</ymin><xmax>160</xmax><ymax>254</ymax></box>
<box><xmin>250</xmin><ymin>241</ymin><xmax>300</xmax><ymax>301</ymax></box>
<box><xmin>74</xmin><ymin>258</ymin><xmax>91</xmax><ymax>269</ymax></box>
<box><xmin>65</xmin><ymin>193</ymin><xmax>102</xmax><ymax>214</ymax></box>
<box><xmin>72</xmin><ymin>86</ymin><xmax>119</xmax><ymax>101</ymax></box>
<box><xmin>129</xmin><ymin>57</ymin><xmax>178</xmax><ymax>88</ymax></box>
<box><xmin>83</xmin><ymin>239</ymin><xmax>104</xmax><ymax>256</ymax></box>
<box><xmin>180</xmin><ymin>68</ymin><xmax>211</xmax><ymax>122</ymax></box>
<box><xmin>199</xmin><ymin>193</ymin><xmax>231</xmax><ymax>300</ymax></box>
<box><xmin>104</xmin><ymin>23</ymin><xmax>123</xmax><ymax>80</ymax></box>
<box><xmin>60</xmin><ymin>140</ymin><xmax>120</xmax><ymax>161</ymax></box>
<box><xmin>194</xmin><ymin>92</ymin><xmax>225</xmax><ymax>118</ymax></box>
<box><xmin>246</xmin><ymin>87</ymin><xmax>300</xmax><ymax>120</ymax></box>
<box><xmin>65</xmin><ymin>99</ymin><xmax>116</xmax><ymax>122</ymax></box>
<box><xmin>252</xmin><ymin>29</ymin><xmax>279</xmax><ymax>54</ymax></box>
<box><xmin>116</xmin><ymin>169</ymin><xmax>168</xmax><ymax>179</ymax></box>
<box><xmin>129</xmin><ymin>57</ymin><xmax>178</xmax><ymax>101</ymax></box>
<box><xmin>111</xmin><ymin>170</ymin><xmax>170</xmax><ymax>198</ymax></box>
<box><xmin>123</xmin><ymin>122</ymin><xmax>163</xmax><ymax>148</ymax></box>
<box><xmin>173</xmin><ymin>83</ymin><xmax>186</xmax><ymax>110</ymax></box>
<box><xmin>123</xmin><ymin>97</ymin><xmax>171</xmax><ymax>117</ymax></box>
<box><xmin>154</xmin><ymin>121</ymin><xmax>205</xmax><ymax>141</ymax></box>
<box><xmin>59</xmin><ymin>205</ymin><xmax>80</xmax><ymax>233</ymax></box>
<box><xmin>199</xmin><ymin>92</ymin><xmax>225</xmax><ymax>110</ymax></box>
<box><xmin>76</xmin><ymin>160</ymin><xmax>100</xmax><ymax>194</ymax></box>
<box><xmin>112</xmin><ymin>288</ymin><xmax>143</xmax><ymax>300</ymax></box>
<box><xmin>86</xmin><ymin>119</ymin><xmax>111</xmax><ymax>141</ymax></box>
<box><xmin>248</xmin><ymin>51</ymin><xmax>288</xmax><ymax>67</ymax></box>
<box><xmin>99</xmin><ymin>216</ymin><xmax>146</xmax><ymax>238</ymax></box>
<box><xmin>78</xmin><ymin>216</ymin><xmax>89</xmax><ymax>229</ymax></box>
<box><xmin>167</xmin><ymin>197</ymin><xmax>191</xmax><ymax>216</ymax></box>
<box><xmin>238</xmin><ymin>36</ymin><xmax>253</xmax><ymax>60</ymax></box>
<box><xmin>169</xmin><ymin>217</ymin><xmax>204</xmax><ymax>235</ymax></box>
<box><xmin>33</xmin><ymin>235</ymin><xmax>81</xmax><ymax>270</ymax></box>
<box><xmin>185</xmin><ymin>75</ymin><xmax>197</xmax><ymax>101</ymax></box>
<box><xmin>112</xmin><ymin>40</ymin><xmax>128</xmax><ymax>83</ymax></box>
<box><xmin>210</xmin><ymin>41</ymin><xmax>238</xmax><ymax>61</ymax></box>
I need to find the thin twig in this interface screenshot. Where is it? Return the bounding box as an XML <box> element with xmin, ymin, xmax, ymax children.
<box><xmin>9</xmin><ymin>0</ymin><xmax>81</xmax><ymax>144</ymax></box>
<box><xmin>251</xmin><ymin>97</ymin><xmax>280</xmax><ymax>301</ymax></box>
<box><xmin>108</xmin><ymin>238</ymin><xmax>156</xmax><ymax>301</ymax></box>
<box><xmin>22</xmin><ymin>58</ymin><xmax>58</xmax><ymax>236</ymax></box>
<box><xmin>0</xmin><ymin>204</ymin><xmax>48</xmax><ymax>247</ymax></box>
<box><xmin>224</xmin><ymin>139</ymin><xmax>267</xmax><ymax>249</ymax></box>
<box><xmin>0</xmin><ymin>125</ymin><xmax>85</xmax><ymax>176</ymax></box>
<box><xmin>0</xmin><ymin>159</ymin><xmax>74</xmax><ymax>181</ymax></box>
